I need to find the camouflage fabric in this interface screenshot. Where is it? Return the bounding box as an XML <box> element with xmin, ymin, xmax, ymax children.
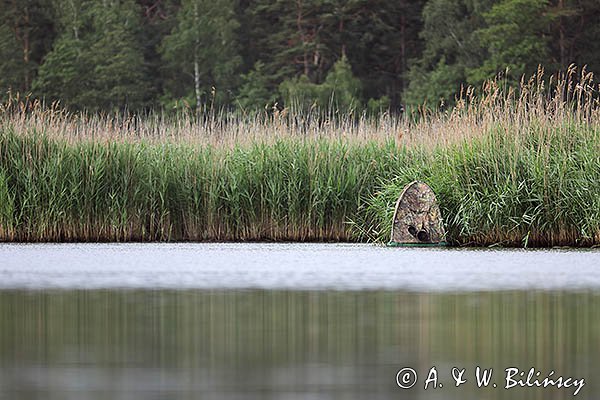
<box><xmin>390</xmin><ymin>181</ymin><xmax>446</xmax><ymax>244</ymax></box>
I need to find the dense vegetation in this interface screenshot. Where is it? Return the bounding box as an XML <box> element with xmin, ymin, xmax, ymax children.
<box><xmin>1</xmin><ymin>69</ymin><xmax>599</xmax><ymax>246</ymax></box>
<box><xmin>1</xmin><ymin>0</ymin><xmax>600</xmax><ymax>114</ymax></box>
<box><xmin>0</xmin><ymin>111</ymin><xmax>400</xmax><ymax>242</ymax></box>
<box><xmin>2</xmin><ymin>1</ymin><xmax>600</xmax><ymax>246</ymax></box>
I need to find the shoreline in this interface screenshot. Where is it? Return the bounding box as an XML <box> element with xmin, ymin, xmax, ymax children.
<box><xmin>1</xmin><ymin>239</ymin><xmax>600</xmax><ymax>249</ymax></box>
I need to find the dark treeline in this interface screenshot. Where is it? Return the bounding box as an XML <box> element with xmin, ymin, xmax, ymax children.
<box><xmin>1</xmin><ymin>0</ymin><xmax>599</xmax><ymax>114</ymax></box>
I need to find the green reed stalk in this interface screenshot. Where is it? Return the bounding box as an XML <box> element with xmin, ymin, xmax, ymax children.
<box><xmin>0</xmin><ymin>127</ymin><xmax>402</xmax><ymax>242</ymax></box>
<box><xmin>1</xmin><ymin>67</ymin><xmax>600</xmax><ymax>246</ymax></box>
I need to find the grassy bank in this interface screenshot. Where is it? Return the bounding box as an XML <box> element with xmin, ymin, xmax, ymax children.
<box><xmin>1</xmin><ymin>68</ymin><xmax>600</xmax><ymax>246</ymax></box>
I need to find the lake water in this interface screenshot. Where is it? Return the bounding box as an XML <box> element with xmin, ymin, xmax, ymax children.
<box><xmin>0</xmin><ymin>243</ymin><xmax>599</xmax><ymax>399</ymax></box>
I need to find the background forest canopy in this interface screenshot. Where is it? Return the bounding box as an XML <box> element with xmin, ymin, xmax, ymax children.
<box><xmin>1</xmin><ymin>0</ymin><xmax>600</xmax><ymax>115</ymax></box>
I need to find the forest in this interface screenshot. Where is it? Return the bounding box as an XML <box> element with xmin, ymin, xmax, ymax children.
<box><xmin>1</xmin><ymin>0</ymin><xmax>600</xmax><ymax>114</ymax></box>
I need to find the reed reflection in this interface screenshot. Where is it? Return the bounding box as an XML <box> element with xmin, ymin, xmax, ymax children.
<box><xmin>0</xmin><ymin>290</ymin><xmax>597</xmax><ymax>400</ymax></box>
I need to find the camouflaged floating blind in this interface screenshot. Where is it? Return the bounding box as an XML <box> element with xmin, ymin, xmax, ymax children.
<box><xmin>390</xmin><ymin>181</ymin><xmax>446</xmax><ymax>245</ymax></box>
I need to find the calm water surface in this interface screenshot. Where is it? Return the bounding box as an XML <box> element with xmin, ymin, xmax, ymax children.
<box><xmin>1</xmin><ymin>243</ymin><xmax>600</xmax><ymax>290</ymax></box>
<box><xmin>0</xmin><ymin>243</ymin><xmax>598</xmax><ymax>399</ymax></box>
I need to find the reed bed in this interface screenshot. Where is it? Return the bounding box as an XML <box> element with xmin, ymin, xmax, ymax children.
<box><xmin>1</xmin><ymin>66</ymin><xmax>600</xmax><ymax>246</ymax></box>
<box><xmin>359</xmin><ymin>66</ymin><xmax>600</xmax><ymax>246</ymax></box>
<box><xmin>0</xmin><ymin>122</ymin><xmax>403</xmax><ymax>242</ymax></box>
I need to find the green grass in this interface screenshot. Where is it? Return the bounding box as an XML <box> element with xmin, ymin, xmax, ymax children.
<box><xmin>1</xmin><ymin>67</ymin><xmax>600</xmax><ymax>246</ymax></box>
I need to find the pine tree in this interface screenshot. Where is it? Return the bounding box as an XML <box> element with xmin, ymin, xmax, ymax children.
<box><xmin>0</xmin><ymin>23</ymin><xmax>24</xmax><ymax>98</ymax></box>
<box><xmin>403</xmin><ymin>0</ymin><xmax>494</xmax><ymax>107</ymax></box>
<box><xmin>34</xmin><ymin>0</ymin><xmax>151</xmax><ymax>112</ymax></box>
<box><xmin>470</xmin><ymin>0</ymin><xmax>555</xmax><ymax>86</ymax></box>
<box><xmin>0</xmin><ymin>0</ymin><xmax>54</xmax><ymax>99</ymax></box>
<box><xmin>161</xmin><ymin>0</ymin><xmax>241</xmax><ymax>112</ymax></box>
<box><xmin>244</xmin><ymin>0</ymin><xmax>425</xmax><ymax>110</ymax></box>
<box><xmin>137</xmin><ymin>0</ymin><xmax>181</xmax><ymax>109</ymax></box>
<box><xmin>321</xmin><ymin>55</ymin><xmax>362</xmax><ymax>111</ymax></box>
<box><xmin>83</xmin><ymin>0</ymin><xmax>151</xmax><ymax>111</ymax></box>
<box><xmin>323</xmin><ymin>0</ymin><xmax>425</xmax><ymax>108</ymax></box>
<box><xmin>574</xmin><ymin>0</ymin><xmax>600</xmax><ymax>74</ymax></box>
<box><xmin>235</xmin><ymin>61</ymin><xmax>277</xmax><ymax>112</ymax></box>
<box><xmin>33</xmin><ymin>0</ymin><xmax>87</xmax><ymax>107</ymax></box>
<box><xmin>547</xmin><ymin>0</ymin><xmax>600</xmax><ymax>74</ymax></box>
<box><xmin>32</xmin><ymin>34</ymin><xmax>86</xmax><ymax>106</ymax></box>
<box><xmin>279</xmin><ymin>55</ymin><xmax>362</xmax><ymax>113</ymax></box>
<box><xmin>245</xmin><ymin>0</ymin><xmax>332</xmax><ymax>85</ymax></box>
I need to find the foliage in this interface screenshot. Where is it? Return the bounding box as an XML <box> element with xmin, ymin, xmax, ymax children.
<box><xmin>0</xmin><ymin>0</ymin><xmax>54</xmax><ymax>99</ymax></box>
<box><xmin>33</xmin><ymin>35</ymin><xmax>85</xmax><ymax>107</ymax></box>
<box><xmin>83</xmin><ymin>1</ymin><xmax>152</xmax><ymax>111</ymax></box>
<box><xmin>469</xmin><ymin>0</ymin><xmax>554</xmax><ymax>86</ymax></box>
<box><xmin>0</xmin><ymin>24</ymin><xmax>26</xmax><ymax>98</ymax></box>
<box><xmin>2</xmin><ymin>0</ymin><xmax>600</xmax><ymax>116</ymax></box>
<box><xmin>33</xmin><ymin>0</ymin><xmax>151</xmax><ymax>112</ymax></box>
<box><xmin>403</xmin><ymin>0</ymin><xmax>493</xmax><ymax>107</ymax></box>
<box><xmin>160</xmin><ymin>0</ymin><xmax>241</xmax><ymax>110</ymax></box>
<box><xmin>235</xmin><ymin>61</ymin><xmax>277</xmax><ymax>112</ymax></box>
<box><xmin>366</xmin><ymin>96</ymin><xmax>390</xmax><ymax>116</ymax></box>
<box><xmin>279</xmin><ymin>56</ymin><xmax>362</xmax><ymax>113</ymax></box>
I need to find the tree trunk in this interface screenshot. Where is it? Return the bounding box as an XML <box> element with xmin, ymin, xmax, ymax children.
<box><xmin>194</xmin><ymin>1</ymin><xmax>201</xmax><ymax>115</ymax></box>
<box><xmin>399</xmin><ymin>10</ymin><xmax>406</xmax><ymax>92</ymax></box>
<box><xmin>23</xmin><ymin>5</ymin><xmax>30</xmax><ymax>90</ymax></box>
<box><xmin>10</xmin><ymin>0</ymin><xmax>31</xmax><ymax>91</ymax></box>
<box><xmin>558</xmin><ymin>0</ymin><xmax>566</xmax><ymax>67</ymax></box>
<box><xmin>194</xmin><ymin>53</ymin><xmax>201</xmax><ymax>115</ymax></box>
<box><xmin>70</xmin><ymin>0</ymin><xmax>79</xmax><ymax>40</ymax></box>
<box><xmin>296</xmin><ymin>0</ymin><xmax>309</xmax><ymax>76</ymax></box>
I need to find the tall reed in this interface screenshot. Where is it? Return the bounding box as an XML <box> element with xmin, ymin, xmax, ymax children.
<box><xmin>360</xmin><ymin>66</ymin><xmax>600</xmax><ymax>246</ymax></box>
<box><xmin>1</xmin><ymin>66</ymin><xmax>600</xmax><ymax>246</ymax></box>
<box><xmin>0</xmin><ymin>125</ymin><xmax>403</xmax><ymax>241</ymax></box>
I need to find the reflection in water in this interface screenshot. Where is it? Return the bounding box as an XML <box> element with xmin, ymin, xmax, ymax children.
<box><xmin>0</xmin><ymin>290</ymin><xmax>598</xmax><ymax>399</ymax></box>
